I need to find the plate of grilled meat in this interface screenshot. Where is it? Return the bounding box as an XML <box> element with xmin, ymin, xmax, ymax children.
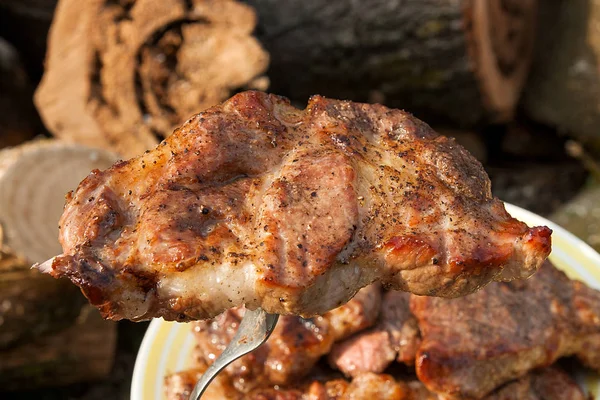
<box><xmin>36</xmin><ymin>91</ymin><xmax>590</xmax><ymax>399</ymax></box>
<box><xmin>131</xmin><ymin>203</ymin><xmax>600</xmax><ymax>400</ymax></box>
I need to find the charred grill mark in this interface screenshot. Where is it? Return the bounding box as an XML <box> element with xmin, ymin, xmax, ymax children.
<box><xmin>122</xmin><ymin>266</ymin><xmax>158</xmax><ymax>294</ymax></box>
<box><xmin>174</xmin><ymin>216</ymin><xmax>218</xmax><ymax>238</ymax></box>
<box><xmin>57</xmin><ymin>257</ymin><xmax>115</xmax><ymax>311</ymax></box>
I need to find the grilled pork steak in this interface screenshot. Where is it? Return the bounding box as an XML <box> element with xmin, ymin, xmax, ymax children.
<box><xmin>165</xmin><ymin>367</ymin><xmax>584</xmax><ymax>400</ymax></box>
<box><xmin>193</xmin><ymin>285</ymin><xmax>380</xmax><ymax>391</ymax></box>
<box><xmin>39</xmin><ymin>91</ymin><xmax>551</xmax><ymax>321</ymax></box>
<box><xmin>412</xmin><ymin>261</ymin><xmax>600</xmax><ymax>399</ymax></box>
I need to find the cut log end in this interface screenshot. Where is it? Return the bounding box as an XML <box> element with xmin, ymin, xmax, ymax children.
<box><xmin>468</xmin><ymin>0</ymin><xmax>538</xmax><ymax>122</ymax></box>
<box><xmin>0</xmin><ymin>140</ymin><xmax>119</xmax><ymax>264</ymax></box>
<box><xmin>35</xmin><ymin>0</ymin><xmax>269</xmax><ymax>158</ymax></box>
<box><xmin>249</xmin><ymin>0</ymin><xmax>537</xmax><ymax>127</ymax></box>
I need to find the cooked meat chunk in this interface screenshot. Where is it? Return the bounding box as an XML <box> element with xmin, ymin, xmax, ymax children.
<box><xmin>328</xmin><ymin>330</ymin><xmax>397</xmax><ymax>377</ymax></box>
<box><xmin>193</xmin><ymin>308</ymin><xmax>332</xmax><ymax>392</ymax></box>
<box><xmin>329</xmin><ymin>291</ymin><xmax>420</xmax><ymax>376</ymax></box>
<box><xmin>164</xmin><ymin>369</ymin><xmax>432</xmax><ymax>400</ymax></box>
<box><xmin>336</xmin><ymin>373</ymin><xmax>433</xmax><ymax>400</ymax></box>
<box><xmin>166</xmin><ymin>367</ymin><xmax>584</xmax><ymax>400</ymax></box>
<box><xmin>323</xmin><ymin>283</ymin><xmax>382</xmax><ymax>341</ymax></box>
<box><xmin>488</xmin><ymin>367</ymin><xmax>586</xmax><ymax>400</ymax></box>
<box><xmin>412</xmin><ymin>261</ymin><xmax>600</xmax><ymax>399</ymax></box>
<box><xmin>164</xmin><ymin>362</ymin><xmax>342</xmax><ymax>400</ymax></box>
<box><xmin>40</xmin><ymin>90</ymin><xmax>551</xmax><ymax>321</ymax></box>
<box><xmin>193</xmin><ymin>285</ymin><xmax>379</xmax><ymax>391</ymax></box>
<box><xmin>381</xmin><ymin>291</ymin><xmax>421</xmax><ymax>365</ymax></box>
<box><xmin>526</xmin><ymin>367</ymin><xmax>586</xmax><ymax>400</ymax></box>
<box><xmin>163</xmin><ymin>365</ymin><xmax>312</xmax><ymax>400</ymax></box>
<box><xmin>165</xmin><ymin>369</ymin><xmax>203</xmax><ymax>400</ymax></box>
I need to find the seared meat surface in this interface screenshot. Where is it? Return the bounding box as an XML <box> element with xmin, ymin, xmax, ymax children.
<box><xmin>412</xmin><ymin>261</ymin><xmax>600</xmax><ymax>399</ymax></box>
<box><xmin>329</xmin><ymin>291</ymin><xmax>420</xmax><ymax>376</ymax></box>
<box><xmin>487</xmin><ymin>367</ymin><xmax>586</xmax><ymax>400</ymax></box>
<box><xmin>193</xmin><ymin>285</ymin><xmax>379</xmax><ymax>391</ymax></box>
<box><xmin>193</xmin><ymin>308</ymin><xmax>333</xmax><ymax>392</ymax></box>
<box><xmin>323</xmin><ymin>283</ymin><xmax>382</xmax><ymax>341</ymax></box>
<box><xmin>40</xmin><ymin>90</ymin><xmax>551</xmax><ymax>321</ymax></box>
<box><xmin>328</xmin><ymin>329</ymin><xmax>397</xmax><ymax>377</ymax></box>
<box><xmin>165</xmin><ymin>368</ymin><xmax>435</xmax><ymax>400</ymax></box>
<box><xmin>165</xmin><ymin>367</ymin><xmax>584</xmax><ymax>400</ymax></box>
<box><xmin>382</xmin><ymin>291</ymin><xmax>422</xmax><ymax>366</ymax></box>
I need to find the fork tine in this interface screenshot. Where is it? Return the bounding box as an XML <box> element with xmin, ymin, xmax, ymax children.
<box><xmin>33</xmin><ymin>256</ymin><xmax>57</xmax><ymax>273</ymax></box>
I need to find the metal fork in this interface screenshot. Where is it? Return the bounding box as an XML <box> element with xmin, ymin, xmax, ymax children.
<box><xmin>188</xmin><ymin>307</ymin><xmax>279</xmax><ymax>400</ymax></box>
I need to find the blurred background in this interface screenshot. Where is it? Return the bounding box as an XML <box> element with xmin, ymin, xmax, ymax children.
<box><xmin>1</xmin><ymin>0</ymin><xmax>600</xmax><ymax>398</ymax></box>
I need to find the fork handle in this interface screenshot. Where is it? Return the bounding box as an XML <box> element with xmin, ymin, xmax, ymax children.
<box><xmin>188</xmin><ymin>358</ymin><xmax>229</xmax><ymax>400</ymax></box>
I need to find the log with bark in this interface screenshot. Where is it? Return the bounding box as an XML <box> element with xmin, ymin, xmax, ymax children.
<box><xmin>522</xmin><ymin>0</ymin><xmax>600</xmax><ymax>153</ymax></box>
<box><xmin>35</xmin><ymin>0</ymin><xmax>269</xmax><ymax>158</ymax></box>
<box><xmin>0</xmin><ymin>0</ymin><xmax>58</xmax><ymax>80</ymax></box>
<box><xmin>0</xmin><ymin>141</ymin><xmax>119</xmax><ymax>388</ymax></box>
<box><xmin>552</xmin><ymin>184</ymin><xmax>600</xmax><ymax>253</ymax></box>
<box><xmin>0</xmin><ymin>37</ymin><xmax>40</xmax><ymax>149</ymax></box>
<box><xmin>0</xmin><ymin>305</ymin><xmax>117</xmax><ymax>390</ymax></box>
<box><xmin>247</xmin><ymin>0</ymin><xmax>538</xmax><ymax>126</ymax></box>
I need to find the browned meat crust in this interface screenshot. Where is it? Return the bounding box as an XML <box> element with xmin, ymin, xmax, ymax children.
<box><xmin>323</xmin><ymin>283</ymin><xmax>382</xmax><ymax>341</ymax></box>
<box><xmin>164</xmin><ymin>369</ymin><xmax>433</xmax><ymax>400</ymax></box>
<box><xmin>329</xmin><ymin>291</ymin><xmax>421</xmax><ymax>377</ymax></box>
<box><xmin>486</xmin><ymin>367</ymin><xmax>586</xmax><ymax>400</ymax></box>
<box><xmin>164</xmin><ymin>367</ymin><xmax>584</xmax><ymax>400</ymax></box>
<box><xmin>192</xmin><ymin>285</ymin><xmax>380</xmax><ymax>391</ymax></box>
<box><xmin>193</xmin><ymin>309</ymin><xmax>333</xmax><ymax>392</ymax></box>
<box><xmin>41</xmin><ymin>91</ymin><xmax>551</xmax><ymax>321</ymax></box>
<box><xmin>412</xmin><ymin>261</ymin><xmax>600</xmax><ymax>399</ymax></box>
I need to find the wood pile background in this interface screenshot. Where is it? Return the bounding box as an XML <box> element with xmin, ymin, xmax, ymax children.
<box><xmin>0</xmin><ymin>0</ymin><xmax>599</xmax><ymax>396</ymax></box>
<box><xmin>35</xmin><ymin>0</ymin><xmax>269</xmax><ymax>158</ymax></box>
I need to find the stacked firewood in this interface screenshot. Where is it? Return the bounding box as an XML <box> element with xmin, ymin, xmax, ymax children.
<box><xmin>4</xmin><ymin>0</ymin><xmax>599</xmax><ymax>154</ymax></box>
<box><xmin>1</xmin><ymin>0</ymin><xmax>600</xmax><ymax>393</ymax></box>
<box><xmin>35</xmin><ymin>0</ymin><xmax>270</xmax><ymax>158</ymax></box>
<box><xmin>0</xmin><ymin>139</ymin><xmax>119</xmax><ymax>389</ymax></box>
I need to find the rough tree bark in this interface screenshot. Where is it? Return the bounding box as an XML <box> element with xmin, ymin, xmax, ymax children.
<box><xmin>35</xmin><ymin>0</ymin><xmax>269</xmax><ymax>158</ymax></box>
<box><xmin>0</xmin><ymin>141</ymin><xmax>120</xmax><ymax>388</ymax></box>
<box><xmin>247</xmin><ymin>0</ymin><xmax>537</xmax><ymax>126</ymax></box>
<box><xmin>0</xmin><ymin>305</ymin><xmax>117</xmax><ymax>390</ymax></box>
<box><xmin>0</xmin><ymin>38</ymin><xmax>40</xmax><ymax>149</ymax></box>
<box><xmin>522</xmin><ymin>0</ymin><xmax>600</xmax><ymax>152</ymax></box>
<box><xmin>0</xmin><ymin>0</ymin><xmax>58</xmax><ymax>80</ymax></box>
<box><xmin>0</xmin><ymin>249</ymin><xmax>84</xmax><ymax>350</ymax></box>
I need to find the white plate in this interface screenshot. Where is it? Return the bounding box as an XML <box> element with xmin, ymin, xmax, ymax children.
<box><xmin>131</xmin><ymin>203</ymin><xmax>600</xmax><ymax>399</ymax></box>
